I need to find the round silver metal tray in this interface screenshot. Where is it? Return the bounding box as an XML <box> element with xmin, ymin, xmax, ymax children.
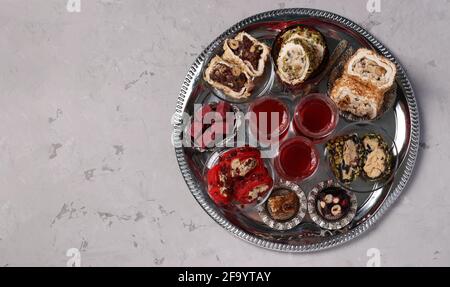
<box><xmin>172</xmin><ymin>8</ymin><xmax>420</xmax><ymax>252</ymax></box>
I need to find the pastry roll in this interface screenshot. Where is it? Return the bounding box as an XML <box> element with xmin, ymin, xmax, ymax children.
<box><xmin>275</xmin><ymin>38</ymin><xmax>316</xmax><ymax>85</ymax></box>
<box><xmin>204</xmin><ymin>56</ymin><xmax>254</xmax><ymax>99</ymax></box>
<box><xmin>344</xmin><ymin>48</ymin><xmax>397</xmax><ymax>92</ymax></box>
<box><xmin>330</xmin><ymin>75</ymin><xmax>384</xmax><ymax>119</ymax></box>
<box><xmin>279</xmin><ymin>26</ymin><xmax>326</xmax><ymax>72</ymax></box>
<box><xmin>223</xmin><ymin>32</ymin><xmax>270</xmax><ymax>77</ymax></box>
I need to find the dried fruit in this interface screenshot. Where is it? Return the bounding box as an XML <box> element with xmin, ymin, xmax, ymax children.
<box><xmin>331</xmin><ymin>205</ymin><xmax>342</xmax><ymax>216</ymax></box>
<box><xmin>316</xmin><ymin>187</ymin><xmax>351</xmax><ymax>221</ymax></box>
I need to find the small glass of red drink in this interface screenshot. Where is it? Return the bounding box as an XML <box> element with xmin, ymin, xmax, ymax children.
<box><xmin>274</xmin><ymin>136</ymin><xmax>320</xmax><ymax>182</ymax></box>
<box><xmin>293</xmin><ymin>93</ymin><xmax>339</xmax><ymax>142</ymax></box>
<box><xmin>249</xmin><ymin>97</ymin><xmax>290</xmax><ymax>144</ymax></box>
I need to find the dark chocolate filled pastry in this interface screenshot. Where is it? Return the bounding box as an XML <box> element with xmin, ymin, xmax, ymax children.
<box><xmin>222</xmin><ymin>32</ymin><xmax>270</xmax><ymax>77</ymax></box>
<box><xmin>204</xmin><ymin>56</ymin><xmax>254</xmax><ymax>99</ymax></box>
<box><xmin>266</xmin><ymin>189</ymin><xmax>300</xmax><ymax>221</ymax></box>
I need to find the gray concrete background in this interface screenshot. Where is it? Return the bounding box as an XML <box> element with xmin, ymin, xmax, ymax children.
<box><xmin>0</xmin><ymin>0</ymin><xmax>448</xmax><ymax>266</ymax></box>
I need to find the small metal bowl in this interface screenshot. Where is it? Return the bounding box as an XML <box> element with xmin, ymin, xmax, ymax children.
<box><xmin>257</xmin><ymin>179</ymin><xmax>307</xmax><ymax>231</ymax></box>
<box><xmin>307</xmin><ymin>180</ymin><xmax>357</xmax><ymax>230</ymax></box>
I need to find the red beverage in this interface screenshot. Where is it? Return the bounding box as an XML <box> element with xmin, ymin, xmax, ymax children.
<box><xmin>294</xmin><ymin>94</ymin><xmax>338</xmax><ymax>141</ymax></box>
<box><xmin>275</xmin><ymin>137</ymin><xmax>319</xmax><ymax>181</ymax></box>
<box><xmin>249</xmin><ymin>97</ymin><xmax>290</xmax><ymax>143</ymax></box>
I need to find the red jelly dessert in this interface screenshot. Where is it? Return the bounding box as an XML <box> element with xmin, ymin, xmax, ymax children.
<box><xmin>293</xmin><ymin>93</ymin><xmax>338</xmax><ymax>141</ymax></box>
<box><xmin>207</xmin><ymin>147</ymin><xmax>273</xmax><ymax>205</ymax></box>
<box><xmin>249</xmin><ymin>97</ymin><xmax>290</xmax><ymax>143</ymax></box>
<box><xmin>188</xmin><ymin>101</ymin><xmax>236</xmax><ymax>149</ymax></box>
<box><xmin>275</xmin><ymin>137</ymin><xmax>319</xmax><ymax>181</ymax></box>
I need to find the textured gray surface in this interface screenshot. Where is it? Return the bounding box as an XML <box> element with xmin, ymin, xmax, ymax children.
<box><xmin>0</xmin><ymin>0</ymin><xmax>448</xmax><ymax>266</ymax></box>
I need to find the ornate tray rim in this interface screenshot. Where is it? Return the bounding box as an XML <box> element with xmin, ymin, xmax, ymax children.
<box><xmin>172</xmin><ymin>8</ymin><xmax>420</xmax><ymax>252</ymax></box>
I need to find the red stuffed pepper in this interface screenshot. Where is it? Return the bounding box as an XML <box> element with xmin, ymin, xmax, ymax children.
<box><xmin>207</xmin><ymin>162</ymin><xmax>231</xmax><ymax>188</ymax></box>
<box><xmin>207</xmin><ymin>147</ymin><xmax>273</xmax><ymax>206</ymax></box>
<box><xmin>208</xmin><ymin>185</ymin><xmax>232</xmax><ymax>205</ymax></box>
<box><xmin>220</xmin><ymin>146</ymin><xmax>260</xmax><ymax>162</ymax></box>
<box><xmin>233</xmin><ymin>168</ymin><xmax>273</xmax><ymax>204</ymax></box>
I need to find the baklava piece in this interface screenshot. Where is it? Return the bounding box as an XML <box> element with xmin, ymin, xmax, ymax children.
<box><xmin>330</xmin><ymin>48</ymin><xmax>397</xmax><ymax>119</ymax></box>
<box><xmin>266</xmin><ymin>189</ymin><xmax>300</xmax><ymax>221</ymax></box>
